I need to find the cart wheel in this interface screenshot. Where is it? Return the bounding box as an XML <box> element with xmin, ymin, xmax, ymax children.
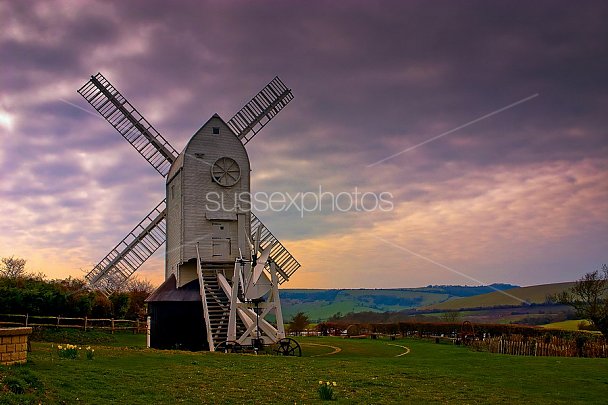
<box><xmin>273</xmin><ymin>338</ymin><xmax>302</xmax><ymax>357</ymax></box>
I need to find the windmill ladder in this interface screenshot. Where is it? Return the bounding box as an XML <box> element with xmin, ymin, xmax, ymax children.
<box><xmin>195</xmin><ymin>250</ymin><xmax>245</xmax><ymax>350</ymax></box>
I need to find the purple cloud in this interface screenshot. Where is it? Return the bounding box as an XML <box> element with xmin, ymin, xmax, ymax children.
<box><xmin>1</xmin><ymin>0</ymin><xmax>606</xmax><ymax>287</ymax></box>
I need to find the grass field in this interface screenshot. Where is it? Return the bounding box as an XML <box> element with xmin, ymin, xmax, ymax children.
<box><xmin>541</xmin><ymin>320</ymin><xmax>592</xmax><ymax>331</ymax></box>
<box><xmin>424</xmin><ymin>282</ymin><xmax>575</xmax><ymax>310</ymax></box>
<box><xmin>1</xmin><ymin>332</ymin><xmax>607</xmax><ymax>404</ymax></box>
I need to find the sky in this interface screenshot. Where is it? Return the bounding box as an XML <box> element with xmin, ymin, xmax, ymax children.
<box><xmin>1</xmin><ymin>0</ymin><xmax>607</xmax><ymax>289</ymax></box>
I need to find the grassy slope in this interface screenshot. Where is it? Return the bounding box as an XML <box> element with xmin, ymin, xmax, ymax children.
<box><xmin>423</xmin><ymin>282</ymin><xmax>575</xmax><ymax>310</ymax></box>
<box><xmin>282</xmin><ymin>290</ymin><xmax>451</xmax><ymax>321</ymax></box>
<box><xmin>281</xmin><ymin>285</ymin><xmax>516</xmax><ymax>321</ymax></box>
<box><xmin>2</xmin><ymin>333</ymin><xmax>607</xmax><ymax>404</ymax></box>
<box><xmin>541</xmin><ymin>320</ymin><xmax>591</xmax><ymax>331</ymax></box>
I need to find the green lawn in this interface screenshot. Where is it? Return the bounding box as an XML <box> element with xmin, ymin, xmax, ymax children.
<box><xmin>1</xmin><ymin>333</ymin><xmax>607</xmax><ymax>404</ymax></box>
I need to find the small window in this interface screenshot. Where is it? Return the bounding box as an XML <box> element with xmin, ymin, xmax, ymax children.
<box><xmin>212</xmin><ymin>127</ymin><xmax>220</xmax><ymax>135</ymax></box>
<box><xmin>171</xmin><ymin>185</ymin><xmax>175</xmax><ymax>199</ymax></box>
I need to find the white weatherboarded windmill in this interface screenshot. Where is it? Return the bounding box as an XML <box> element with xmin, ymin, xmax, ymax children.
<box><xmin>77</xmin><ymin>73</ymin><xmax>302</xmax><ymax>355</ymax></box>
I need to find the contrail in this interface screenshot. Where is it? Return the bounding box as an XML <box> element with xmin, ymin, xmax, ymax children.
<box><xmin>367</xmin><ymin>93</ymin><xmax>540</xmax><ymax>167</ymax></box>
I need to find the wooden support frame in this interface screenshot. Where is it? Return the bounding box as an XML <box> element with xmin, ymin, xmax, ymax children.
<box><xmin>223</xmin><ymin>258</ymin><xmax>285</xmax><ymax>346</ymax></box>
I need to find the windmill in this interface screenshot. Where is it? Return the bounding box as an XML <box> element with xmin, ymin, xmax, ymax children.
<box><xmin>77</xmin><ymin>73</ymin><xmax>301</xmax><ymax>354</ymax></box>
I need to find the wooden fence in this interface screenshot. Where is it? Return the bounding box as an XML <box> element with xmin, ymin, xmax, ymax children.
<box><xmin>0</xmin><ymin>313</ymin><xmax>146</xmax><ymax>334</ymax></box>
<box><xmin>470</xmin><ymin>335</ymin><xmax>607</xmax><ymax>358</ymax></box>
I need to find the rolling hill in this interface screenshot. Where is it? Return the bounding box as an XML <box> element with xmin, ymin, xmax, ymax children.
<box><xmin>422</xmin><ymin>282</ymin><xmax>575</xmax><ymax>310</ymax></box>
<box><xmin>280</xmin><ymin>284</ymin><xmax>517</xmax><ymax>322</ymax></box>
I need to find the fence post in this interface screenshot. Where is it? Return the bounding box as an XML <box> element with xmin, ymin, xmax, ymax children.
<box><xmin>25</xmin><ymin>313</ymin><xmax>29</xmax><ymax>327</ymax></box>
<box><xmin>147</xmin><ymin>316</ymin><xmax>151</xmax><ymax>348</ymax></box>
<box><xmin>111</xmin><ymin>319</ymin><xmax>115</xmax><ymax>334</ymax></box>
<box><xmin>135</xmin><ymin>320</ymin><xmax>139</xmax><ymax>335</ymax></box>
<box><xmin>57</xmin><ymin>315</ymin><xmax>61</xmax><ymax>328</ymax></box>
<box><xmin>84</xmin><ymin>317</ymin><xmax>88</xmax><ymax>332</ymax></box>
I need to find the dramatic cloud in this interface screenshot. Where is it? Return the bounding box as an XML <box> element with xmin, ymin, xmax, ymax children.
<box><xmin>1</xmin><ymin>0</ymin><xmax>607</xmax><ymax>288</ymax></box>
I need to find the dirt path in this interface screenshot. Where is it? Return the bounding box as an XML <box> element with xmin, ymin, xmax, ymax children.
<box><xmin>302</xmin><ymin>342</ymin><xmax>343</xmax><ymax>357</ymax></box>
<box><xmin>387</xmin><ymin>343</ymin><xmax>411</xmax><ymax>357</ymax></box>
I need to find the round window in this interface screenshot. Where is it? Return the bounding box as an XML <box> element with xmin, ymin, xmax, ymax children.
<box><xmin>211</xmin><ymin>157</ymin><xmax>241</xmax><ymax>187</ymax></box>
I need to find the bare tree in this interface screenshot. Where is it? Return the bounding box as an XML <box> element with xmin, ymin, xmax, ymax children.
<box><xmin>126</xmin><ymin>276</ymin><xmax>156</xmax><ymax>294</ymax></box>
<box><xmin>0</xmin><ymin>256</ymin><xmax>27</xmax><ymax>278</ymax></box>
<box><xmin>554</xmin><ymin>264</ymin><xmax>608</xmax><ymax>337</ymax></box>
<box><xmin>124</xmin><ymin>276</ymin><xmax>157</xmax><ymax>319</ymax></box>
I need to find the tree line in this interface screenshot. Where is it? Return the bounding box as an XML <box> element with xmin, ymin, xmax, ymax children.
<box><xmin>0</xmin><ymin>256</ymin><xmax>154</xmax><ymax>320</ymax></box>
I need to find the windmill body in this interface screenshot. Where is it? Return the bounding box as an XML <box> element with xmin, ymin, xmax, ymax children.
<box><xmin>165</xmin><ymin>114</ymin><xmax>251</xmax><ymax>287</ymax></box>
<box><xmin>77</xmin><ymin>73</ymin><xmax>301</xmax><ymax>353</ymax></box>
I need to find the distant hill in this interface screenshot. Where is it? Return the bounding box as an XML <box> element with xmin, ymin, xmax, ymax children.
<box><xmin>422</xmin><ymin>282</ymin><xmax>575</xmax><ymax>310</ymax></box>
<box><xmin>280</xmin><ymin>284</ymin><xmax>517</xmax><ymax>322</ymax></box>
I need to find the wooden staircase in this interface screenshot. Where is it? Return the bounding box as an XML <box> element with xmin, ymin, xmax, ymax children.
<box><xmin>198</xmin><ymin>269</ymin><xmax>246</xmax><ymax>350</ymax></box>
<box><xmin>200</xmin><ymin>271</ymin><xmax>230</xmax><ymax>346</ymax></box>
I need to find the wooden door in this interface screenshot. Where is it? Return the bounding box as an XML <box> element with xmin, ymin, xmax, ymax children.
<box><xmin>211</xmin><ymin>222</ymin><xmax>231</xmax><ymax>259</ymax></box>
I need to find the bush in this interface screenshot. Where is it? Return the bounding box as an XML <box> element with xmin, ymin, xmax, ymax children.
<box><xmin>578</xmin><ymin>321</ymin><xmax>598</xmax><ymax>331</ymax></box>
<box><xmin>320</xmin><ymin>320</ymin><xmax>600</xmax><ymax>340</ymax></box>
<box><xmin>0</xmin><ymin>273</ymin><xmax>152</xmax><ymax>320</ymax></box>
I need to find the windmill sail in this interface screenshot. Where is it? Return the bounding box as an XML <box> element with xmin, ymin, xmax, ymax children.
<box><xmin>250</xmin><ymin>213</ymin><xmax>301</xmax><ymax>284</ymax></box>
<box><xmin>85</xmin><ymin>200</ymin><xmax>167</xmax><ymax>295</ymax></box>
<box><xmin>227</xmin><ymin>76</ymin><xmax>294</xmax><ymax>145</ymax></box>
<box><xmin>77</xmin><ymin>73</ymin><xmax>178</xmax><ymax>176</ymax></box>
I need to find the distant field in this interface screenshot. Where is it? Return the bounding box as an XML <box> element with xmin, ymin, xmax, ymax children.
<box><xmin>423</xmin><ymin>282</ymin><xmax>575</xmax><ymax>310</ymax></box>
<box><xmin>541</xmin><ymin>320</ymin><xmax>591</xmax><ymax>331</ymax></box>
<box><xmin>282</xmin><ymin>290</ymin><xmax>451</xmax><ymax>321</ymax></box>
<box><xmin>2</xmin><ymin>332</ymin><xmax>607</xmax><ymax>404</ymax></box>
<box><xmin>281</xmin><ymin>284</ymin><xmax>517</xmax><ymax>321</ymax></box>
